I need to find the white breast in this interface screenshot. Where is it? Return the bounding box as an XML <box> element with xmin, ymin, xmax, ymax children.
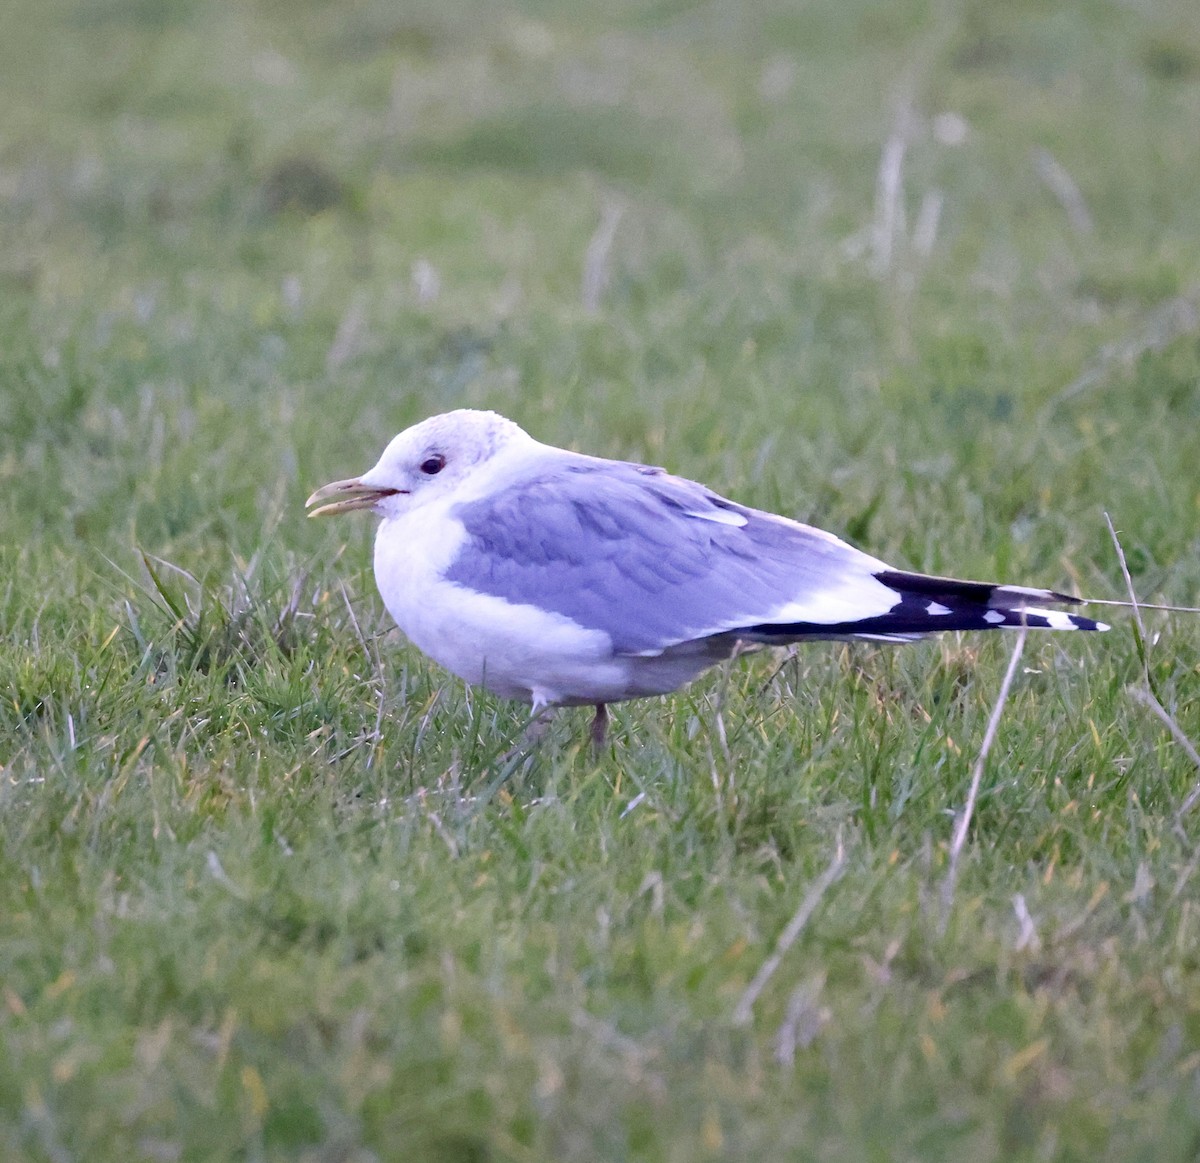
<box><xmin>372</xmin><ymin>503</ymin><xmax>626</xmax><ymax>707</ymax></box>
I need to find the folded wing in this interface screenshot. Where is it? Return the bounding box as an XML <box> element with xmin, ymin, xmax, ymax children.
<box><xmin>444</xmin><ymin>457</ymin><xmax>1105</xmax><ymax>656</ymax></box>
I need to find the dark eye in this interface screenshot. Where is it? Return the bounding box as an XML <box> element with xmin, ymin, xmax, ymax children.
<box><xmin>420</xmin><ymin>454</ymin><xmax>446</xmax><ymax>475</ymax></box>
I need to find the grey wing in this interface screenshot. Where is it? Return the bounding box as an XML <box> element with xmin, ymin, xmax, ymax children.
<box><xmin>444</xmin><ymin>459</ymin><xmax>906</xmax><ymax>656</ymax></box>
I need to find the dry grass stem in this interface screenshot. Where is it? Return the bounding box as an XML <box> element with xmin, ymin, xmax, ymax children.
<box><xmin>1104</xmin><ymin>514</ymin><xmax>1200</xmax><ymax>817</ymax></box>
<box><xmin>1032</xmin><ymin>147</ymin><xmax>1095</xmax><ymax>235</ymax></box>
<box><xmin>1083</xmin><ymin>598</ymin><xmax>1200</xmax><ymax>613</ymax></box>
<box><xmin>941</xmin><ymin>626</ymin><xmax>1028</xmax><ymax>919</ymax></box>
<box><xmin>912</xmin><ymin>189</ymin><xmax>944</xmax><ymax>258</ymax></box>
<box><xmin>1104</xmin><ymin>513</ymin><xmax>1149</xmax><ymax>651</ymax></box>
<box><xmin>1129</xmin><ymin>688</ymin><xmax>1200</xmax><ymax>815</ymax></box>
<box><xmin>733</xmin><ymin>838</ymin><xmax>846</xmax><ymax>1025</ymax></box>
<box><xmin>773</xmin><ymin>972</ymin><xmax>829</xmax><ymax>1066</ymax></box>
<box><xmin>1048</xmin><ymin>291</ymin><xmax>1200</xmax><ymax>409</ymax></box>
<box><xmin>870</xmin><ymin>105</ymin><xmax>911</xmax><ymax>275</ymax></box>
<box><xmin>338</xmin><ymin>580</ymin><xmax>388</xmax><ymax>769</ymax></box>
<box><xmin>325</xmin><ymin>294</ymin><xmax>369</xmax><ymax>371</ymax></box>
<box><xmin>581</xmin><ymin>199</ymin><xmax>625</xmax><ymax>313</ymax></box>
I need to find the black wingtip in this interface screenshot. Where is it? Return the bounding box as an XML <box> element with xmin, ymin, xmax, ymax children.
<box><xmin>874</xmin><ymin>570</ymin><xmax>1086</xmax><ymax>608</ymax></box>
<box><xmin>737</xmin><ymin>571</ymin><xmax>1109</xmax><ymax>642</ymax></box>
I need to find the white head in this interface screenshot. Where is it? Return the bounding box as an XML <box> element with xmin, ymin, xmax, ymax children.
<box><xmin>306</xmin><ymin>409</ymin><xmax>532</xmax><ymax>520</ymax></box>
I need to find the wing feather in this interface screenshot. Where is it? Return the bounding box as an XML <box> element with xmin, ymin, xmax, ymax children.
<box><xmin>444</xmin><ymin>458</ymin><xmax>898</xmax><ymax>655</ymax></box>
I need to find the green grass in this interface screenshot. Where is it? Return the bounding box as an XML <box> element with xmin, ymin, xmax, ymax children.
<box><xmin>3</xmin><ymin>0</ymin><xmax>1200</xmax><ymax>1158</ymax></box>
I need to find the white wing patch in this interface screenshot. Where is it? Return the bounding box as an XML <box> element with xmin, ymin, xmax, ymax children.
<box><xmin>763</xmin><ymin>573</ymin><xmax>901</xmax><ymax>626</ymax></box>
<box><xmin>686</xmin><ymin>507</ymin><xmax>747</xmax><ymax>527</ymax></box>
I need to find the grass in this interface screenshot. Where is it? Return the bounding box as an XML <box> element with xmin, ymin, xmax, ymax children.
<box><xmin>3</xmin><ymin>0</ymin><xmax>1200</xmax><ymax>1158</ymax></box>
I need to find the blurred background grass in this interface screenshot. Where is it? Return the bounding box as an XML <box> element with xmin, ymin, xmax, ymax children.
<box><xmin>2</xmin><ymin>0</ymin><xmax>1200</xmax><ymax>1159</ymax></box>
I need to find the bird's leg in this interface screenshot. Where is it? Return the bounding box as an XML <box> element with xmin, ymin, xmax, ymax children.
<box><xmin>494</xmin><ymin>706</ymin><xmax>554</xmax><ymax>769</ymax></box>
<box><xmin>589</xmin><ymin>703</ymin><xmax>609</xmax><ymax>751</ymax></box>
<box><xmin>524</xmin><ymin>707</ymin><xmax>555</xmax><ymax>745</ymax></box>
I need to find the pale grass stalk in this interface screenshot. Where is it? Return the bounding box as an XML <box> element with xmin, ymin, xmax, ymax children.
<box><xmin>1031</xmin><ymin>147</ymin><xmax>1094</xmax><ymax>235</ymax></box>
<box><xmin>206</xmin><ymin>851</ymin><xmax>247</xmax><ymax>899</ymax></box>
<box><xmin>912</xmin><ymin>189</ymin><xmax>944</xmax><ymax>258</ymax></box>
<box><xmin>1104</xmin><ymin>513</ymin><xmax>1149</xmax><ymax>649</ymax></box>
<box><xmin>1083</xmin><ymin>597</ymin><xmax>1200</xmax><ymax>614</ymax></box>
<box><xmin>338</xmin><ymin>580</ymin><xmax>388</xmax><ymax>771</ymax></box>
<box><xmin>325</xmin><ymin>294</ymin><xmax>368</xmax><ymax>371</ymax></box>
<box><xmin>774</xmin><ymin>972</ymin><xmax>828</xmax><ymax>1066</ymax></box>
<box><xmin>1012</xmin><ymin>893</ymin><xmax>1040</xmax><ymax>952</ymax></box>
<box><xmin>581</xmin><ymin>199</ymin><xmax>624</xmax><ymax>314</ymax></box>
<box><xmin>1105</xmin><ymin>515</ymin><xmax>1200</xmax><ymax>817</ymax></box>
<box><xmin>422</xmin><ymin>808</ymin><xmax>459</xmax><ymax>858</ymax></box>
<box><xmin>941</xmin><ymin>626</ymin><xmax>1028</xmax><ymax>920</ymax></box>
<box><xmin>1047</xmin><ymin>291</ymin><xmax>1200</xmax><ymax>411</ymax></box>
<box><xmin>870</xmin><ymin>107</ymin><xmax>910</xmax><ymax>276</ymax></box>
<box><xmin>733</xmin><ymin>837</ymin><xmax>846</xmax><ymax>1025</ymax></box>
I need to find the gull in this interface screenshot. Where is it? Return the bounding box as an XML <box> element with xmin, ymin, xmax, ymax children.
<box><xmin>307</xmin><ymin>409</ymin><xmax>1108</xmax><ymax>746</ymax></box>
